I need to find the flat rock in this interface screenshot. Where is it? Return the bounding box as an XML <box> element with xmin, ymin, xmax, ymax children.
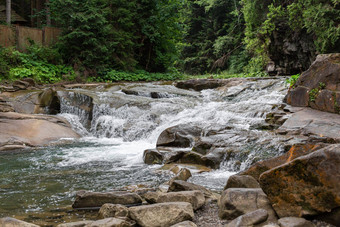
<box><xmin>72</xmin><ymin>191</ymin><xmax>142</xmax><ymax>209</ymax></box>
<box><xmin>0</xmin><ymin>217</ymin><xmax>39</xmax><ymax>227</ymax></box>
<box><xmin>0</xmin><ymin>112</ymin><xmax>80</xmax><ymax>151</ymax></box>
<box><xmin>278</xmin><ymin>217</ymin><xmax>315</xmax><ymax>227</ymax></box>
<box><xmin>168</xmin><ymin>180</ymin><xmax>213</xmax><ymax>198</ymax></box>
<box><xmin>170</xmin><ymin>221</ymin><xmax>197</xmax><ymax>227</ymax></box>
<box><xmin>128</xmin><ymin>202</ymin><xmax>194</xmax><ymax>227</ymax></box>
<box><xmin>176</xmin><ymin>79</ymin><xmax>226</xmax><ymax>91</ymax></box>
<box><xmin>225</xmin><ymin>209</ymin><xmax>269</xmax><ymax>227</ymax></box>
<box><xmin>259</xmin><ymin>144</ymin><xmax>340</xmax><ymax>218</ymax></box>
<box><xmin>218</xmin><ymin>188</ymin><xmax>277</xmax><ymax>224</ymax></box>
<box><xmin>156</xmin><ymin>190</ymin><xmax>205</xmax><ymax>210</ymax></box>
<box><xmin>84</xmin><ymin>218</ymin><xmax>134</xmax><ymax>227</ymax></box>
<box><xmin>57</xmin><ymin>220</ymin><xmax>94</xmax><ymax>227</ymax></box>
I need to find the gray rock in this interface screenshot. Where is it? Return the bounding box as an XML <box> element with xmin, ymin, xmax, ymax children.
<box><xmin>84</xmin><ymin>218</ymin><xmax>134</xmax><ymax>227</ymax></box>
<box><xmin>57</xmin><ymin>221</ymin><xmax>94</xmax><ymax>227</ymax></box>
<box><xmin>156</xmin><ymin>190</ymin><xmax>205</xmax><ymax>210</ymax></box>
<box><xmin>142</xmin><ymin>191</ymin><xmax>160</xmax><ymax>204</ymax></box>
<box><xmin>0</xmin><ymin>217</ymin><xmax>39</xmax><ymax>227</ymax></box>
<box><xmin>224</xmin><ymin>175</ymin><xmax>260</xmax><ymax>190</ymax></box>
<box><xmin>168</xmin><ymin>180</ymin><xmax>213</xmax><ymax>198</ymax></box>
<box><xmin>128</xmin><ymin>202</ymin><xmax>194</xmax><ymax>227</ymax></box>
<box><xmin>98</xmin><ymin>204</ymin><xmax>129</xmax><ymax>219</ymax></box>
<box><xmin>225</xmin><ymin>209</ymin><xmax>269</xmax><ymax>227</ymax></box>
<box><xmin>278</xmin><ymin>217</ymin><xmax>315</xmax><ymax>227</ymax></box>
<box><xmin>170</xmin><ymin>221</ymin><xmax>197</xmax><ymax>227</ymax></box>
<box><xmin>72</xmin><ymin>191</ymin><xmax>142</xmax><ymax>209</ymax></box>
<box><xmin>218</xmin><ymin>188</ymin><xmax>277</xmax><ymax>224</ymax></box>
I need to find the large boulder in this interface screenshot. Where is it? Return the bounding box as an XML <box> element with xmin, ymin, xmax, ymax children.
<box><xmin>259</xmin><ymin>144</ymin><xmax>340</xmax><ymax>219</ymax></box>
<box><xmin>72</xmin><ymin>191</ymin><xmax>142</xmax><ymax>209</ymax></box>
<box><xmin>156</xmin><ymin>191</ymin><xmax>205</xmax><ymax>210</ymax></box>
<box><xmin>0</xmin><ymin>112</ymin><xmax>80</xmax><ymax>151</ymax></box>
<box><xmin>218</xmin><ymin>188</ymin><xmax>277</xmax><ymax>224</ymax></box>
<box><xmin>285</xmin><ymin>53</ymin><xmax>340</xmax><ymax>113</ymax></box>
<box><xmin>128</xmin><ymin>202</ymin><xmax>194</xmax><ymax>227</ymax></box>
<box><xmin>0</xmin><ymin>217</ymin><xmax>39</xmax><ymax>227</ymax></box>
<box><xmin>240</xmin><ymin>144</ymin><xmax>322</xmax><ymax>180</ymax></box>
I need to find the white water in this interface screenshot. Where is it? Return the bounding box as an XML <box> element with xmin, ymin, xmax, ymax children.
<box><xmin>57</xmin><ymin>79</ymin><xmax>287</xmax><ymax>190</ymax></box>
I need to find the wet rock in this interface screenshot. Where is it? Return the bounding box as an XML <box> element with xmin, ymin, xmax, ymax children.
<box><xmin>156</xmin><ymin>191</ymin><xmax>205</xmax><ymax>210</ymax></box>
<box><xmin>170</xmin><ymin>221</ymin><xmax>197</xmax><ymax>227</ymax></box>
<box><xmin>178</xmin><ymin>152</ymin><xmax>218</xmax><ymax>169</ymax></box>
<box><xmin>85</xmin><ymin>218</ymin><xmax>134</xmax><ymax>227</ymax></box>
<box><xmin>142</xmin><ymin>191</ymin><xmax>160</xmax><ymax>204</ymax></box>
<box><xmin>240</xmin><ymin>144</ymin><xmax>322</xmax><ymax>180</ymax></box>
<box><xmin>286</xmin><ymin>53</ymin><xmax>340</xmax><ymax>113</ymax></box>
<box><xmin>72</xmin><ymin>191</ymin><xmax>142</xmax><ymax>209</ymax></box>
<box><xmin>168</xmin><ymin>180</ymin><xmax>213</xmax><ymax>199</ymax></box>
<box><xmin>0</xmin><ymin>96</ymin><xmax>14</xmax><ymax>112</ymax></box>
<box><xmin>143</xmin><ymin>148</ymin><xmax>188</xmax><ymax>165</ymax></box>
<box><xmin>259</xmin><ymin>144</ymin><xmax>340</xmax><ymax>218</ymax></box>
<box><xmin>171</xmin><ymin>168</ymin><xmax>192</xmax><ymax>182</ymax></box>
<box><xmin>143</xmin><ymin>149</ymin><xmax>164</xmax><ymax>164</ymax></box>
<box><xmin>57</xmin><ymin>220</ymin><xmax>94</xmax><ymax>227</ymax></box>
<box><xmin>12</xmin><ymin>80</ymin><xmax>31</xmax><ymax>90</ymax></box>
<box><xmin>156</xmin><ymin>124</ymin><xmax>202</xmax><ymax>148</ymax></box>
<box><xmin>98</xmin><ymin>204</ymin><xmax>129</xmax><ymax>219</ymax></box>
<box><xmin>278</xmin><ymin>217</ymin><xmax>315</xmax><ymax>227</ymax></box>
<box><xmin>0</xmin><ymin>112</ymin><xmax>80</xmax><ymax>151</ymax></box>
<box><xmin>225</xmin><ymin>209</ymin><xmax>269</xmax><ymax>227</ymax></box>
<box><xmin>176</xmin><ymin>79</ymin><xmax>226</xmax><ymax>91</ymax></box>
<box><xmin>224</xmin><ymin>175</ymin><xmax>260</xmax><ymax>190</ymax></box>
<box><xmin>218</xmin><ymin>188</ymin><xmax>277</xmax><ymax>224</ymax></box>
<box><xmin>0</xmin><ymin>217</ymin><xmax>39</xmax><ymax>227</ymax></box>
<box><xmin>128</xmin><ymin>202</ymin><xmax>194</xmax><ymax>227</ymax></box>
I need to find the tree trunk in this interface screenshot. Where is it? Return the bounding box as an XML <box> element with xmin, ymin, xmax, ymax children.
<box><xmin>6</xmin><ymin>0</ymin><xmax>11</xmax><ymax>25</ymax></box>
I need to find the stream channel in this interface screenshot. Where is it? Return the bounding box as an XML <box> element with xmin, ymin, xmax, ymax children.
<box><xmin>0</xmin><ymin>78</ymin><xmax>288</xmax><ymax>224</ymax></box>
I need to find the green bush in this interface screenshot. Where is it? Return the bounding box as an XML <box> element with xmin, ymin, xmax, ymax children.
<box><xmin>285</xmin><ymin>74</ymin><xmax>300</xmax><ymax>88</ymax></box>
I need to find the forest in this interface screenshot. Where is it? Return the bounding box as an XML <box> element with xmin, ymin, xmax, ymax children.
<box><xmin>0</xmin><ymin>0</ymin><xmax>339</xmax><ymax>83</ymax></box>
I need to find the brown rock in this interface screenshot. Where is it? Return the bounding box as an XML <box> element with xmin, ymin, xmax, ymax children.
<box><xmin>312</xmin><ymin>89</ymin><xmax>335</xmax><ymax>113</ymax></box>
<box><xmin>286</xmin><ymin>86</ymin><xmax>310</xmax><ymax>107</ymax></box>
<box><xmin>0</xmin><ymin>217</ymin><xmax>39</xmax><ymax>227</ymax></box>
<box><xmin>224</xmin><ymin>174</ymin><xmax>260</xmax><ymax>190</ymax></box>
<box><xmin>84</xmin><ymin>218</ymin><xmax>134</xmax><ymax>227</ymax></box>
<box><xmin>72</xmin><ymin>191</ymin><xmax>142</xmax><ymax>209</ymax></box>
<box><xmin>259</xmin><ymin>144</ymin><xmax>340</xmax><ymax>218</ymax></box>
<box><xmin>168</xmin><ymin>180</ymin><xmax>213</xmax><ymax>198</ymax></box>
<box><xmin>176</xmin><ymin>79</ymin><xmax>226</xmax><ymax>91</ymax></box>
<box><xmin>57</xmin><ymin>220</ymin><xmax>94</xmax><ymax>227</ymax></box>
<box><xmin>156</xmin><ymin>190</ymin><xmax>205</xmax><ymax>210</ymax></box>
<box><xmin>143</xmin><ymin>149</ymin><xmax>164</xmax><ymax>164</ymax></box>
<box><xmin>98</xmin><ymin>204</ymin><xmax>129</xmax><ymax>219</ymax></box>
<box><xmin>278</xmin><ymin>217</ymin><xmax>315</xmax><ymax>227</ymax></box>
<box><xmin>170</xmin><ymin>221</ymin><xmax>197</xmax><ymax>227</ymax></box>
<box><xmin>0</xmin><ymin>112</ymin><xmax>80</xmax><ymax>151</ymax></box>
<box><xmin>128</xmin><ymin>202</ymin><xmax>194</xmax><ymax>227</ymax></box>
<box><xmin>241</xmin><ymin>144</ymin><xmax>321</xmax><ymax>180</ymax></box>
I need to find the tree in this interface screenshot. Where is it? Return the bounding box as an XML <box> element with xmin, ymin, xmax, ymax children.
<box><xmin>6</xmin><ymin>0</ymin><xmax>11</xmax><ymax>25</ymax></box>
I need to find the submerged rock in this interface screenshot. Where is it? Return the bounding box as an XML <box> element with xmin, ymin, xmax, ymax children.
<box><xmin>128</xmin><ymin>202</ymin><xmax>194</xmax><ymax>227</ymax></box>
<box><xmin>259</xmin><ymin>144</ymin><xmax>340</xmax><ymax>218</ymax></box>
<box><xmin>72</xmin><ymin>191</ymin><xmax>142</xmax><ymax>209</ymax></box>
<box><xmin>0</xmin><ymin>112</ymin><xmax>80</xmax><ymax>151</ymax></box>
<box><xmin>0</xmin><ymin>217</ymin><xmax>39</xmax><ymax>227</ymax></box>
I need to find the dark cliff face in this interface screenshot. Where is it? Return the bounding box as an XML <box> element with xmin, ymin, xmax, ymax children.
<box><xmin>267</xmin><ymin>25</ymin><xmax>316</xmax><ymax>76</ymax></box>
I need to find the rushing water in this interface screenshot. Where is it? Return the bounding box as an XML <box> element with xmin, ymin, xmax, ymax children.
<box><xmin>0</xmin><ymin>78</ymin><xmax>288</xmax><ymax>224</ymax></box>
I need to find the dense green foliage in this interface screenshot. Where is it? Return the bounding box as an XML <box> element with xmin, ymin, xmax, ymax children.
<box><xmin>1</xmin><ymin>0</ymin><xmax>339</xmax><ymax>83</ymax></box>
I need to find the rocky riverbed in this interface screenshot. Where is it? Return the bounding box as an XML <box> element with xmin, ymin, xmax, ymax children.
<box><xmin>0</xmin><ymin>54</ymin><xmax>339</xmax><ymax>227</ymax></box>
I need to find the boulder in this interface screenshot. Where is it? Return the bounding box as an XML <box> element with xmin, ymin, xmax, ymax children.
<box><xmin>156</xmin><ymin>191</ymin><xmax>205</xmax><ymax>210</ymax></box>
<box><xmin>128</xmin><ymin>202</ymin><xmax>194</xmax><ymax>227</ymax></box>
<box><xmin>156</xmin><ymin>124</ymin><xmax>202</xmax><ymax>148</ymax></box>
<box><xmin>84</xmin><ymin>218</ymin><xmax>134</xmax><ymax>227</ymax></box>
<box><xmin>224</xmin><ymin>175</ymin><xmax>260</xmax><ymax>190</ymax></box>
<box><xmin>225</xmin><ymin>209</ymin><xmax>269</xmax><ymax>227</ymax></box>
<box><xmin>168</xmin><ymin>180</ymin><xmax>213</xmax><ymax>198</ymax></box>
<box><xmin>278</xmin><ymin>217</ymin><xmax>315</xmax><ymax>227</ymax></box>
<box><xmin>240</xmin><ymin>144</ymin><xmax>322</xmax><ymax>180</ymax></box>
<box><xmin>72</xmin><ymin>191</ymin><xmax>142</xmax><ymax>209</ymax></box>
<box><xmin>142</xmin><ymin>191</ymin><xmax>160</xmax><ymax>204</ymax></box>
<box><xmin>170</xmin><ymin>168</ymin><xmax>192</xmax><ymax>182</ymax></box>
<box><xmin>57</xmin><ymin>221</ymin><xmax>94</xmax><ymax>227</ymax></box>
<box><xmin>143</xmin><ymin>148</ymin><xmax>187</xmax><ymax>165</ymax></box>
<box><xmin>0</xmin><ymin>112</ymin><xmax>80</xmax><ymax>151</ymax></box>
<box><xmin>285</xmin><ymin>53</ymin><xmax>340</xmax><ymax>113</ymax></box>
<box><xmin>259</xmin><ymin>144</ymin><xmax>340</xmax><ymax>218</ymax></box>
<box><xmin>98</xmin><ymin>204</ymin><xmax>129</xmax><ymax>219</ymax></box>
<box><xmin>143</xmin><ymin>149</ymin><xmax>164</xmax><ymax>164</ymax></box>
<box><xmin>175</xmin><ymin>79</ymin><xmax>226</xmax><ymax>91</ymax></box>
<box><xmin>218</xmin><ymin>188</ymin><xmax>277</xmax><ymax>224</ymax></box>
<box><xmin>170</xmin><ymin>221</ymin><xmax>197</xmax><ymax>227</ymax></box>
<box><xmin>0</xmin><ymin>217</ymin><xmax>39</xmax><ymax>227</ymax></box>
